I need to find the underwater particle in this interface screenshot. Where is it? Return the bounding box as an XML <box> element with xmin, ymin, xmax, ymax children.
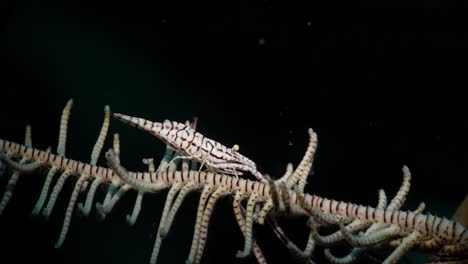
<box><xmin>258</xmin><ymin>38</ymin><xmax>266</xmax><ymax>46</ymax></box>
<box><xmin>288</xmin><ymin>141</ymin><xmax>293</xmax><ymax>146</ymax></box>
<box><xmin>306</xmin><ymin>21</ymin><xmax>312</xmax><ymax>26</ymax></box>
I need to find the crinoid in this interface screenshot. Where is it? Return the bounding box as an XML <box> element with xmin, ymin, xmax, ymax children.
<box><xmin>1</xmin><ymin>100</ymin><xmax>467</xmax><ymax>264</ymax></box>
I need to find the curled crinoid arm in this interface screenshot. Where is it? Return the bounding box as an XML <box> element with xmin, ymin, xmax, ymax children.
<box><xmin>276</xmin><ymin>163</ymin><xmax>294</xmax><ymax>184</ymax></box>
<box><xmin>113</xmin><ymin>133</ymin><xmax>121</xmax><ymax>163</ymax></box>
<box><xmin>0</xmin><ymin>125</ymin><xmax>43</xmax><ymax>215</ymax></box>
<box><xmin>338</xmin><ymin>168</ymin><xmax>413</xmax><ymax>258</ymax></box>
<box><xmin>78</xmin><ymin>106</ymin><xmax>111</xmax><ymax>217</ymax></box>
<box><xmin>1</xmin><ymin>126</ymin><xmax>43</xmax><ymax>172</ymax></box>
<box><xmin>279</xmin><ymin>181</ymin><xmax>291</xmax><ymax>213</ymax></box>
<box><xmin>90</xmin><ymin>105</ymin><xmax>110</xmax><ymax>165</ymax></box>
<box><xmin>288</xmin><ymin>232</ymin><xmax>316</xmax><ymax>259</ymax></box>
<box><xmin>236</xmin><ymin>192</ymin><xmax>259</xmax><ymax>258</ymax></box>
<box><xmin>286</xmin><ymin>128</ymin><xmax>318</xmax><ymax>191</ymax></box>
<box><xmin>384</xmin><ymin>230</ymin><xmax>423</xmax><ymax>264</ymax></box>
<box><xmin>35</xmin><ymin>101</ymin><xmax>105</xmax><ymax>221</ymax></box>
<box><xmin>386</xmin><ymin>165</ymin><xmax>411</xmax><ymax>211</ymax></box>
<box><xmin>333</xmin><ymin>194</ymin><xmax>435</xmax><ymax>264</ymax></box>
<box><xmin>126</xmin><ymin>190</ymin><xmax>144</xmax><ymax>226</ymax></box>
<box><xmin>42</xmin><ymin>168</ymin><xmax>73</xmax><ymax>219</ymax></box>
<box><xmin>313</xmin><ymin>218</ymin><xmax>372</xmax><ymax>245</ymax></box>
<box><xmin>265</xmin><ymin>174</ymin><xmax>284</xmax><ymax>214</ymax></box>
<box><xmin>195</xmin><ymin>186</ymin><xmax>228</xmax><ymax>263</ymax></box>
<box><xmin>98</xmin><ymin>177</ymin><xmax>118</xmax><ymax>211</ymax></box>
<box><xmin>339</xmin><ymin>221</ymin><xmax>400</xmax><ymax>247</ymax></box>
<box><xmin>315</xmin><ymin>190</ymin><xmax>385</xmax><ymax>254</ymax></box>
<box><xmin>232</xmin><ymin>191</ymin><xmax>267</xmax><ymax>264</ymax></box>
<box><xmin>54</xmin><ymin>172</ymin><xmax>88</xmax><ymax>248</ymax></box>
<box><xmin>56</xmin><ymin>104</ymin><xmax>111</xmax><ymax>248</ymax></box>
<box><xmin>329</xmin><ymin>166</ymin><xmax>412</xmax><ymax>255</ymax></box>
<box><xmin>143</xmin><ymin>158</ymin><xmax>156</xmax><ymax>173</ymax></box>
<box><xmin>97</xmin><ymin>184</ymin><xmax>131</xmax><ymax>220</ymax></box>
<box><xmin>149</xmin><ymin>182</ymin><xmax>183</xmax><ymax>264</ymax></box>
<box><xmin>2</xmin><ymin>153</ymin><xmax>42</xmax><ymax>172</ymax></box>
<box><xmin>157</xmin><ymin>145</ymin><xmax>176</xmax><ymax>172</ymax></box>
<box><xmin>257</xmin><ymin>198</ymin><xmax>273</xmax><ymax>225</ymax></box>
<box><xmin>377</xmin><ymin>188</ymin><xmax>388</xmax><ymax>209</ymax></box>
<box><xmin>97</xmin><ymin>133</ymin><xmax>122</xmax><ymax>215</ymax></box>
<box><xmin>414</xmin><ymin>201</ymin><xmax>425</xmax><ymax>214</ymax></box>
<box><xmin>105</xmin><ymin>149</ymin><xmax>167</xmax><ymax>192</ymax></box>
<box><xmin>0</xmin><ymin>155</ymin><xmax>29</xmax><ymax>215</ymax></box>
<box><xmin>78</xmin><ymin>176</ymin><xmax>103</xmax><ymax>216</ymax></box>
<box><xmin>160</xmin><ymin>181</ymin><xmax>199</xmax><ymax>238</ymax></box>
<box><xmin>27</xmin><ymin>146</ymin><xmax>55</xmax><ymax>214</ymax></box>
<box><xmin>6</xmin><ymin>104</ymin><xmax>67</xmax><ymax>216</ymax></box>
<box><xmin>186</xmin><ymin>184</ymin><xmax>215</xmax><ymax>264</ymax></box>
<box><xmin>322</xmin><ymin>189</ymin><xmax>388</xmax><ymax>262</ymax></box>
<box><xmin>287</xmin><ymin>217</ymin><xmax>316</xmax><ymax>259</ymax></box>
<box><xmin>125</xmin><ymin>158</ymin><xmax>154</xmax><ymax>226</ymax></box>
<box><xmin>295</xmin><ymin>189</ymin><xmax>342</xmax><ymax>224</ymax></box>
<box><xmin>57</xmin><ymin>98</ymin><xmax>73</xmax><ymax>157</ymax></box>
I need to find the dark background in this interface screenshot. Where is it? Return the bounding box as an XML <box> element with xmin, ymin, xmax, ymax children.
<box><xmin>0</xmin><ymin>1</ymin><xmax>467</xmax><ymax>263</ymax></box>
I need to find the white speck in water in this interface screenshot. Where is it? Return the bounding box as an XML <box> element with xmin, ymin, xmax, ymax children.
<box><xmin>258</xmin><ymin>38</ymin><xmax>266</xmax><ymax>46</ymax></box>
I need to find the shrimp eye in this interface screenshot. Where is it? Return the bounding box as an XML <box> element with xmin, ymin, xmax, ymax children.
<box><xmin>232</xmin><ymin>144</ymin><xmax>240</xmax><ymax>152</ymax></box>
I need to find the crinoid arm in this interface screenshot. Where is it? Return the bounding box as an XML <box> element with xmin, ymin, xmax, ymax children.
<box><xmin>1</xmin><ymin>99</ymin><xmax>467</xmax><ymax>264</ymax></box>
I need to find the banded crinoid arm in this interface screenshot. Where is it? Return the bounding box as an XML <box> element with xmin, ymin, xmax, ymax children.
<box><xmin>53</xmin><ymin>104</ymin><xmax>112</xmax><ymax>248</ymax></box>
<box><xmin>105</xmin><ymin>148</ymin><xmax>274</xmax><ymax>264</ymax></box>
<box><xmin>125</xmin><ymin>158</ymin><xmax>154</xmax><ymax>226</ymax></box>
<box><xmin>0</xmin><ymin>101</ymin><xmax>118</xmax><ymax>247</ymax></box>
<box><xmin>282</xmin><ymin>128</ymin><xmax>318</xmax><ymax>192</ymax></box>
<box><xmin>98</xmin><ymin>130</ymin><xmax>181</xmax><ymax>222</ymax></box>
<box><xmin>95</xmin><ymin>133</ymin><xmax>124</xmax><ymax>220</ymax></box>
<box><xmin>1</xmin><ymin>101</ymin><xmax>68</xmax><ymax>217</ymax></box>
<box><xmin>2</xmin><ymin>99</ymin><xmax>467</xmax><ymax>264</ymax></box>
<box><xmin>233</xmin><ymin>192</ymin><xmax>269</xmax><ymax>264</ymax></box>
<box><xmin>95</xmin><ymin>132</ymin><xmax>166</xmax><ymax>222</ymax></box>
<box><xmin>323</xmin><ymin>166</ymin><xmax>416</xmax><ymax>263</ymax></box>
<box><xmin>78</xmin><ymin>132</ymin><xmax>118</xmax><ymax>217</ymax></box>
<box><xmin>304</xmin><ymin>188</ymin><xmax>388</xmax><ymax>264</ymax></box>
<box><xmin>293</xmin><ymin>186</ymin><xmax>468</xmax><ymax>263</ymax></box>
<box><xmin>111</xmin><ymin>112</ymin><xmax>264</xmax><ymax>181</ymax></box>
<box><xmin>103</xmin><ymin>143</ymin><xmax>468</xmax><ymax>264</ymax></box>
<box><xmin>0</xmin><ymin>125</ymin><xmax>36</xmax><ymax>215</ymax></box>
<box><xmin>39</xmin><ymin>99</ymin><xmax>74</xmax><ymax>218</ymax></box>
<box><xmin>111</xmin><ymin>114</ymin><xmax>272</xmax><ymax>262</ymax></box>
<box><xmin>2</xmin><ymin>131</ymin><xmax>467</xmax><ymax>263</ymax></box>
<box><xmin>94</xmin><ymin>133</ymin><xmax>151</xmax><ymax>221</ymax></box>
